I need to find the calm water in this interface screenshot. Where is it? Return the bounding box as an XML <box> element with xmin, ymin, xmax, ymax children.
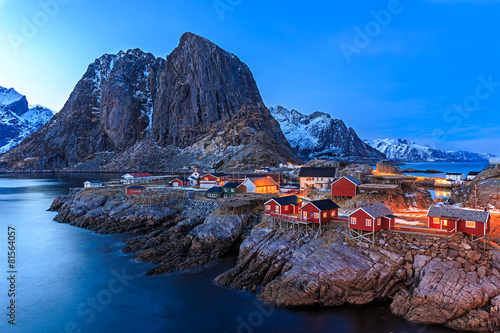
<box><xmin>402</xmin><ymin>161</ymin><xmax>489</xmax><ymax>178</ymax></box>
<box><xmin>0</xmin><ymin>174</ymin><xmax>456</xmax><ymax>333</ymax></box>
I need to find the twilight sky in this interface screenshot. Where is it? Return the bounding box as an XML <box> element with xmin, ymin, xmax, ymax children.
<box><xmin>0</xmin><ymin>0</ymin><xmax>499</xmax><ymax>155</ymax></box>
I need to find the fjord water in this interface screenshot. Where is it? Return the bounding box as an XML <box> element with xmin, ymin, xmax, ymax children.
<box><xmin>0</xmin><ymin>174</ymin><xmax>454</xmax><ymax>333</ymax></box>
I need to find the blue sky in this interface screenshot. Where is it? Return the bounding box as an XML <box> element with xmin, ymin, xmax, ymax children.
<box><xmin>0</xmin><ymin>0</ymin><xmax>499</xmax><ymax>155</ymax></box>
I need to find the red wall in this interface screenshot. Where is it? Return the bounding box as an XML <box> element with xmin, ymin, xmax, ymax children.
<box><xmin>349</xmin><ymin>210</ymin><xmax>379</xmax><ymax>232</ymax></box>
<box><xmin>301</xmin><ymin>203</ymin><xmax>338</xmax><ymax>223</ymax></box>
<box><xmin>331</xmin><ymin>178</ymin><xmax>357</xmax><ymax>197</ymax></box>
<box><xmin>172</xmin><ymin>180</ymin><xmax>186</xmax><ymax>187</ymax></box>
<box><xmin>202</xmin><ymin>175</ymin><xmax>216</xmax><ymax>181</ymax></box>
<box><xmin>428</xmin><ymin>217</ymin><xmax>457</xmax><ymax>231</ymax></box>
<box><xmin>457</xmin><ymin>218</ymin><xmax>488</xmax><ymax>236</ymax></box>
<box><xmin>381</xmin><ymin>217</ymin><xmax>395</xmax><ymax>230</ymax></box>
<box><xmin>265</xmin><ymin>201</ymin><xmax>301</xmax><ymax>215</ymax></box>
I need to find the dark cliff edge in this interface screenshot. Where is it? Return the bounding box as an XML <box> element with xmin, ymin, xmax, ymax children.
<box><xmin>0</xmin><ymin>32</ymin><xmax>299</xmax><ymax>172</ymax></box>
<box><xmin>49</xmin><ymin>189</ymin><xmax>500</xmax><ymax>332</ymax></box>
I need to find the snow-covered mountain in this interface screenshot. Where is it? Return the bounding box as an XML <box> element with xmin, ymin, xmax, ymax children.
<box><xmin>0</xmin><ymin>87</ymin><xmax>55</xmax><ymax>154</ymax></box>
<box><xmin>366</xmin><ymin>138</ymin><xmax>494</xmax><ymax>162</ymax></box>
<box><xmin>270</xmin><ymin>105</ymin><xmax>385</xmax><ymax>160</ymax></box>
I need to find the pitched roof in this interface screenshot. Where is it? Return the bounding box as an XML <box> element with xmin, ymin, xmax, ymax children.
<box><xmin>223</xmin><ymin>182</ymin><xmax>240</xmax><ymax>188</ymax></box>
<box><xmin>308</xmin><ymin>199</ymin><xmax>340</xmax><ymax>211</ymax></box>
<box><xmin>173</xmin><ymin>177</ymin><xmax>189</xmax><ymax>182</ymax></box>
<box><xmin>270</xmin><ymin>195</ymin><xmax>300</xmax><ymax>206</ymax></box>
<box><xmin>206</xmin><ymin>172</ymin><xmax>228</xmax><ymax>178</ymax></box>
<box><xmin>127</xmin><ymin>186</ymin><xmax>145</xmax><ymax>190</ymax></box>
<box><xmin>427</xmin><ymin>206</ymin><xmax>490</xmax><ymax>223</ymax></box>
<box><xmin>334</xmin><ymin>175</ymin><xmax>361</xmax><ymax>186</ymax></box>
<box><xmin>446</xmin><ymin>172</ymin><xmax>464</xmax><ymax>176</ymax></box>
<box><xmin>246</xmin><ymin>177</ymin><xmax>278</xmax><ymax>187</ymax></box>
<box><xmin>468</xmin><ymin>171</ymin><xmax>481</xmax><ymax>176</ymax></box>
<box><xmin>357</xmin><ymin>204</ymin><xmax>394</xmax><ymax>219</ymax></box>
<box><xmin>207</xmin><ymin>187</ymin><xmax>223</xmax><ymax>193</ymax></box>
<box><xmin>299</xmin><ymin>167</ymin><xmax>336</xmax><ymax>178</ymax></box>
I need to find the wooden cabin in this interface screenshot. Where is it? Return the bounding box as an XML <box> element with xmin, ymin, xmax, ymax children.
<box><xmin>349</xmin><ymin>204</ymin><xmax>395</xmax><ymax>232</ymax></box>
<box><xmin>237</xmin><ymin>177</ymin><xmax>280</xmax><ymax>194</ymax></box>
<box><xmin>222</xmin><ymin>182</ymin><xmax>239</xmax><ymax>197</ymax></box>
<box><xmin>300</xmin><ymin>199</ymin><xmax>340</xmax><ymax>224</ymax></box>
<box><xmin>205</xmin><ymin>187</ymin><xmax>223</xmax><ymax>199</ymax></box>
<box><xmin>265</xmin><ymin>195</ymin><xmax>301</xmax><ymax>216</ymax></box>
<box><xmin>299</xmin><ymin>167</ymin><xmax>337</xmax><ymax>190</ymax></box>
<box><xmin>200</xmin><ymin>173</ymin><xmax>229</xmax><ymax>189</ymax></box>
<box><xmin>126</xmin><ymin>186</ymin><xmax>145</xmax><ymax>196</ymax></box>
<box><xmin>84</xmin><ymin>180</ymin><xmax>103</xmax><ymax>188</ymax></box>
<box><xmin>171</xmin><ymin>177</ymin><xmax>189</xmax><ymax>187</ymax></box>
<box><xmin>427</xmin><ymin>206</ymin><xmax>491</xmax><ymax>236</ymax></box>
<box><xmin>331</xmin><ymin>176</ymin><xmax>361</xmax><ymax>197</ymax></box>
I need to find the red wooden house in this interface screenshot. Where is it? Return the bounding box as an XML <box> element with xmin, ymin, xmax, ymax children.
<box><xmin>171</xmin><ymin>177</ymin><xmax>189</xmax><ymax>187</ymax></box>
<box><xmin>331</xmin><ymin>176</ymin><xmax>361</xmax><ymax>197</ymax></box>
<box><xmin>349</xmin><ymin>204</ymin><xmax>395</xmax><ymax>232</ymax></box>
<box><xmin>300</xmin><ymin>199</ymin><xmax>340</xmax><ymax>224</ymax></box>
<box><xmin>126</xmin><ymin>186</ymin><xmax>145</xmax><ymax>196</ymax></box>
<box><xmin>265</xmin><ymin>195</ymin><xmax>301</xmax><ymax>216</ymax></box>
<box><xmin>427</xmin><ymin>206</ymin><xmax>491</xmax><ymax>236</ymax></box>
<box><xmin>200</xmin><ymin>173</ymin><xmax>229</xmax><ymax>189</ymax></box>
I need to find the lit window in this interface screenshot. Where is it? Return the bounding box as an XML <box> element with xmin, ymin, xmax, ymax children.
<box><xmin>377</xmin><ymin>218</ymin><xmax>381</xmax><ymax>226</ymax></box>
<box><xmin>466</xmin><ymin>221</ymin><xmax>476</xmax><ymax>228</ymax></box>
<box><xmin>323</xmin><ymin>212</ymin><xmax>327</xmax><ymax>218</ymax></box>
<box><xmin>433</xmin><ymin>218</ymin><xmax>439</xmax><ymax>224</ymax></box>
<box><xmin>276</xmin><ymin>206</ymin><xmax>280</xmax><ymax>213</ymax></box>
<box><xmin>265</xmin><ymin>205</ymin><xmax>271</xmax><ymax>210</ymax></box>
<box><xmin>314</xmin><ymin>213</ymin><xmax>319</xmax><ymax>219</ymax></box>
<box><xmin>366</xmin><ymin>219</ymin><xmax>372</xmax><ymax>227</ymax></box>
<box><xmin>351</xmin><ymin>217</ymin><xmax>357</xmax><ymax>225</ymax></box>
<box><xmin>331</xmin><ymin>211</ymin><xmax>335</xmax><ymax>217</ymax></box>
<box><xmin>303</xmin><ymin>212</ymin><xmax>307</xmax><ymax>219</ymax></box>
<box><xmin>443</xmin><ymin>220</ymin><xmax>448</xmax><ymax>227</ymax></box>
<box><xmin>285</xmin><ymin>206</ymin><xmax>289</xmax><ymax>211</ymax></box>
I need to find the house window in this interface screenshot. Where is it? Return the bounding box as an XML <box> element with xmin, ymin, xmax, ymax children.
<box><xmin>275</xmin><ymin>206</ymin><xmax>280</xmax><ymax>213</ymax></box>
<box><xmin>285</xmin><ymin>206</ymin><xmax>289</xmax><ymax>211</ymax></box>
<box><xmin>366</xmin><ymin>219</ymin><xmax>372</xmax><ymax>227</ymax></box>
<box><xmin>231</xmin><ymin>189</ymin><xmax>235</xmax><ymax>192</ymax></box>
<box><xmin>466</xmin><ymin>221</ymin><xmax>476</xmax><ymax>228</ymax></box>
<box><xmin>323</xmin><ymin>212</ymin><xmax>327</xmax><ymax>218</ymax></box>
<box><xmin>314</xmin><ymin>213</ymin><xmax>319</xmax><ymax>219</ymax></box>
<box><xmin>433</xmin><ymin>218</ymin><xmax>439</xmax><ymax>224</ymax></box>
<box><xmin>377</xmin><ymin>218</ymin><xmax>381</xmax><ymax>226</ymax></box>
<box><xmin>331</xmin><ymin>211</ymin><xmax>335</xmax><ymax>217</ymax></box>
<box><xmin>265</xmin><ymin>205</ymin><xmax>271</xmax><ymax>211</ymax></box>
<box><xmin>303</xmin><ymin>212</ymin><xmax>307</xmax><ymax>219</ymax></box>
<box><xmin>443</xmin><ymin>220</ymin><xmax>448</xmax><ymax>227</ymax></box>
<box><xmin>351</xmin><ymin>217</ymin><xmax>356</xmax><ymax>225</ymax></box>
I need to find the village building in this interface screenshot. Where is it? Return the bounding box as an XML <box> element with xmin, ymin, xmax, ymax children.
<box><xmin>265</xmin><ymin>195</ymin><xmax>302</xmax><ymax>216</ymax></box>
<box><xmin>222</xmin><ymin>182</ymin><xmax>239</xmax><ymax>197</ymax></box>
<box><xmin>84</xmin><ymin>180</ymin><xmax>103</xmax><ymax>188</ymax></box>
<box><xmin>121</xmin><ymin>173</ymin><xmax>153</xmax><ymax>184</ymax></box>
<box><xmin>126</xmin><ymin>186</ymin><xmax>145</xmax><ymax>196</ymax></box>
<box><xmin>348</xmin><ymin>204</ymin><xmax>395</xmax><ymax>243</ymax></box>
<box><xmin>171</xmin><ymin>177</ymin><xmax>190</xmax><ymax>187</ymax></box>
<box><xmin>298</xmin><ymin>167</ymin><xmax>337</xmax><ymax>190</ymax></box>
<box><xmin>300</xmin><ymin>199</ymin><xmax>340</xmax><ymax>224</ymax></box>
<box><xmin>427</xmin><ymin>206</ymin><xmax>491</xmax><ymax>238</ymax></box>
<box><xmin>331</xmin><ymin>176</ymin><xmax>361</xmax><ymax>197</ymax></box>
<box><xmin>467</xmin><ymin>171</ymin><xmax>481</xmax><ymax>181</ymax></box>
<box><xmin>205</xmin><ymin>187</ymin><xmax>223</xmax><ymax>199</ymax></box>
<box><xmin>188</xmin><ymin>169</ymin><xmax>204</xmax><ymax>186</ymax></box>
<box><xmin>446</xmin><ymin>172</ymin><xmax>466</xmax><ymax>182</ymax></box>
<box><xmin>236</xmin><ymin>177</ymin><xmax>280</xmax><ymax>194</ymax></box>
<box><xmin>200</xmin><ymin>173</ymin><xmax>229</xmax><ymax>189</ymax></box>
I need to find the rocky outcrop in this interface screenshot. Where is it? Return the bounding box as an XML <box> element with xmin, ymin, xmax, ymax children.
<box><xmin>451</xmin><ymin>168</ymin><xmax>500</xmax><ymax>209</ymax></box>
<box><xmin>216</xmin><ymin>221</ymin><xmax>500</xmax><ymax>331</ymax></box>
<box><xmin>270</xmin><ymin>105</ymin><xmax>385</xmax><ymax>161</ymax></box>
<box><xmin>375</xmin><ymin>161</ymin><xmax>402</xmax><ymax>174</ymax></box>
<box><xmin>0</xmin><ymin>33</ymin><xmax>298</xmax><ymax>171</ymax></box>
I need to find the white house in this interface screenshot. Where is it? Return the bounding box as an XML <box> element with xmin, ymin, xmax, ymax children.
<box><xmin>298</xmin><ymin>167</ymin><xmax>337</xmax><ymax>190</ymax></box>
<box><xmin>84</xmin><ymin>180</ymin><xmax>103</xmax><ymax>188</ymax></box>
<box><xmin>446</xmin><ymin>173</ymin><xmax>466</xmax><ymax>182</ymax></box>
<box><xmin>236</xmin><ymin>177</ymin><xmax>280</xmax><ymax>194</ymax></box>
<box><xmin>467</xmin><ymin>172</ymin><xmax>481</xmax><ymax>181</ymax></box>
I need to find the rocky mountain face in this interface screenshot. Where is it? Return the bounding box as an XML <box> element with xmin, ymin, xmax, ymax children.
<box><xmin>270</xmin><ymin>105</ymin><xmax>385</xmax><ymax>161</ymax></box>
<box><xmin>367</xmin><ymin>138</ymin><xmax>494</xmax><ymax>162</ymax></box>
<box><xmin>0</xmin><ymin>33</ymin><xmax>297</xmax><ymax>171</ymax></box>
<box><xmin>0</xmin><ymin>87</ymin><xmax>54</xmax><ymax>154</ymax></box>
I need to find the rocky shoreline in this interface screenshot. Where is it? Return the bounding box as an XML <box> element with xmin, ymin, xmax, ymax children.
<box><xmin>50</xmin><ymin>189</ymin><xmax>500</xmax><ymax>331</ymax></box>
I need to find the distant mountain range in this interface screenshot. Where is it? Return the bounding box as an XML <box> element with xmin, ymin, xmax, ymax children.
<box><xmin>0</xmin><ymin>87</ymin><xmax>54</xmax><ymax>154</ymax></box>
<box><xmin>366</xmin><ymin>138</ymin><xmax>494</xmax><ymax>163</ymax></box>
<box><xmin>270</xmin><ymin>106</ymin><xmax>385</xmax><ymax>161</ymax></box>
